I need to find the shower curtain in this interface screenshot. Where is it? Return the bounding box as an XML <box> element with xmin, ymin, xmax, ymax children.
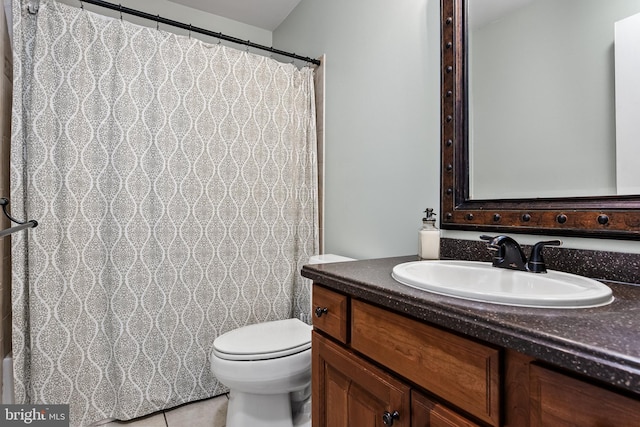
<box><xmin>10</xmin><ymin>0</ymin><xmax>318</xmax><ymax>425</ymax></box>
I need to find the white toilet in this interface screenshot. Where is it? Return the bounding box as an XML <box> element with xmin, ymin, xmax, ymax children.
<box><xmin>211</xmin><ymin>254</ymin><xmax>354</xmax><ymax>427</ymax></box>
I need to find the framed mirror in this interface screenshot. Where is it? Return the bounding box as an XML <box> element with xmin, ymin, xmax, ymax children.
<box><xmin>440</xmin><ymin>0</ymin><xmax>640</xmax><ymax>239</ymax></box>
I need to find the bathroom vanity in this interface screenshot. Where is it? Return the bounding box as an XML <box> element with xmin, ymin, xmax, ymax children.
<box><xmin>302</xmin><ymin>256</ymin><xmax>640</xmax><ymax>426</ymax></box>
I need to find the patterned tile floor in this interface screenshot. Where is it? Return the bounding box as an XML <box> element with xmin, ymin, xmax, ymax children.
<box><xmin>95</xmin><ymin>394</ymin><xmax>228</xmax><ymax>427</ymax></box>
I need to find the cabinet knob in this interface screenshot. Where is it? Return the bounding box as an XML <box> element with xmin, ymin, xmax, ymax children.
<box><xmin>382</xmin><ymin>410</ymin><xmax>400</xmax><ymax>426</ymax></box>
<box><xmin>314</xmin><ymin>307</ymin><xmax>328</xmax><ymax>318</ymax></box>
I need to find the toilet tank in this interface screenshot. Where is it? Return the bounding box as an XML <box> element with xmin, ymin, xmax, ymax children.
<box><xmin>309</xmin><ymin>254</ymin><xmax>355</xmax><ymax>264</ymax></box>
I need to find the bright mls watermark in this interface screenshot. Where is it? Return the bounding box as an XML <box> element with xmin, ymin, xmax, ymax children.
<box><xmin>1</xmin><ymin>405</ymin><xmax>69</xmax><ymax>426</ymax></box>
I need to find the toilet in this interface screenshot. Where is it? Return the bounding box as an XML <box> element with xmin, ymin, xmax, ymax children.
<box><xmin>211</xmin><ymin>254</ymin><xmax>354</xmax><ymax>427</ymax></box>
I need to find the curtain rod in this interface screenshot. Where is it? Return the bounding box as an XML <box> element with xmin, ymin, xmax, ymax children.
<box><xmin>77</xmin><ymin>0</ymin><xmax>321</xmax><ymax>66</ymax></box>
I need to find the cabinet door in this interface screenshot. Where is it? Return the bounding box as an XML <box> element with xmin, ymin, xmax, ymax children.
<box><xmin>412</xmin><ymin>391</ymin><xmax>480</xmax><ymax>427</ymax></box>
<box><xmin>530</xmin><ymin>364</ymin><xmax>640</xmax><ymax>427</ymax></box>
<box><xmin>313</xmin><ymin>331</ymin><xmax>410</xmax><ymax>427</ymax></box>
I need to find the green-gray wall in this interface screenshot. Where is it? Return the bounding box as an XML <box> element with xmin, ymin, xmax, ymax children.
<box><xmin>274</xmin><ymin>0</ymin><xmax>441</xmax><ymax>259</ymax></box>
<box><xmin>276</xmin><ymin>0</ymin><xmax>640</xmax><ymax>256</ymax></box>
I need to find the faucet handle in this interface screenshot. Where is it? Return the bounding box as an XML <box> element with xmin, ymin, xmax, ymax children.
<box><xmin>527</xmin><ymin>240</ymin><xmax>562</xmax><ymax>273</ymax></box>
<box><xmin>479</xmin><ymin>235</ymin><xmax>499</xmax><ymax>251</ymax></box>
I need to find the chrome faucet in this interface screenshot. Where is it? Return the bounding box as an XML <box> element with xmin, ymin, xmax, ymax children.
<box><xmin>480</xmin><ymin>235</ymin><xmax>562</xmax><ymax>273</ymax></box>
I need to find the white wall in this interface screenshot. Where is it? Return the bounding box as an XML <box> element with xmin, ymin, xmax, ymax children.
<box><xmin>274</xmin><ymin>0</ymin><xmax>441</xmax><ymax>260</ymax></box>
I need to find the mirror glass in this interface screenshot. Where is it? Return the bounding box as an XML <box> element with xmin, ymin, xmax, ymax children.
<box><xmin>468</xmin><ymin>0</ymin><xmax>640</xmax><ymax>200</ymax></box>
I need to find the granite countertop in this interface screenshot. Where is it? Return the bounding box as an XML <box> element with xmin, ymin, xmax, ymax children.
<box><xmin>301</xmin><ymin>256</ymin><xmax>640</xmax><ymax>395</ymax></box>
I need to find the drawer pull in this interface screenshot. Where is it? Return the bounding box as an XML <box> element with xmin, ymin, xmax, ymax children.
<box><xmin>314</xmin><ymin>307</ymin><xmax>328</xmax><ymax>317</ymax></box>
<box><xmin>382</xmin><ymin>410</ymin><xmax>400</xmax><ymax>425</ymax></box>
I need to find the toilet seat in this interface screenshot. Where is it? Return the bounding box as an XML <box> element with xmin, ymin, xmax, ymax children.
<box><xmin>213</xmin><ymin>318</ymin><xmax>311</xmax><ymax>361</ymax></box>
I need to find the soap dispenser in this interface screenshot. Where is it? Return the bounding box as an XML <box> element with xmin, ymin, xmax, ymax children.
<box><xmin>418</xmin><ymin>208</ymin><xmax>440</xmax><ymax>260</ymax></box>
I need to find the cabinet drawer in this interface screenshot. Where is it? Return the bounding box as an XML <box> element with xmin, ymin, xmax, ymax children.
<box><xmin>530</xmin><ymin>364</ymin><xmax>640</xmax><ymax>427</ymax></box>
<box><xmin>312</xmin><ymin>285</ymin><xmax>348</xmax><ymax>343</ymax></box>
<box><xmin>351</xmin><ymin>300</ymin><xmax>500</xmax><ymax>426</ymax></box>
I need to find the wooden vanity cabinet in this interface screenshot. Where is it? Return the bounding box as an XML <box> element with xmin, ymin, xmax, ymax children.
<box><xmin>312</xmin><ymin>284</ymin><xmax>640</xmax><ymax>427</ymax></box>
<box><xmin>312</xmin><ymin>285</ymin><xmax>491</xmax><ymax>427</ymax></box>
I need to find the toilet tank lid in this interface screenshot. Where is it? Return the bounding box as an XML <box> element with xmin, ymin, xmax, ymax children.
<box><xmin>309</xmin><ymin>254</ymin><xmax>355</xmax><ymax>264</ymax></box>
<box><xmin>213</xmin><ymin>318</ymin><xmax>311</xmax><ymax>359</ymax></box>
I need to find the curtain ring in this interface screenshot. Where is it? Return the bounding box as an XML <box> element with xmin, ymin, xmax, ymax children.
<box><xmin>217</xmin><ymin>32</ymin><xmax>222</xmax><ymax>45</ymax></box>
<box><xmin>189</xmin><ymin>24</ymin><xmax>192</xmax><ymax>39</ymax></box>
<box><xmin>27</xmin><ymin>1</ymin><xmax>39</xmax><ymax>14</ymax></box>
<box><xmin>245</xmin><ymin>42</ymin><xmax>250</xmax><ymax>53</ymax></box>
<box><xmin>119</xmin><ymin>4</ymin><xmax>122</xmax><ymax>20</ymax></box>
<box><xmin>156</xmin><ymin>15</ymin><xmax>160</xmax><ymax>31</ymax></box>
<box><xmin>79</xmin><ymin>0</ymin><xmax>83</xmax><ymax>10</ymax></box>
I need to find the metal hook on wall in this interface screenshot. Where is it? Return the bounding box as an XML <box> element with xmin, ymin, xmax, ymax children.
<box><xmin>0</xmin><ymin>198</ymin><xmax>38</xmax><ymax>239</ymax></box>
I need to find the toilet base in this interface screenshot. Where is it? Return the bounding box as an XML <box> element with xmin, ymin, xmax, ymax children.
<box><xmin>291</xmin><ymin>395</ymin><xmax>311</xmax><ymax>427</ymax></box>
<box><xmin>226</xmin><ymin>391</ymin><xmax>296</xmax><ymax>427</ymax></box>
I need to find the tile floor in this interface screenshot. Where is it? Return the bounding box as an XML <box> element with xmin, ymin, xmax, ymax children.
<box><xmin>95</xmin><ymin>394</ymin><xmax>228</xmax><ymax>427</ymax></box>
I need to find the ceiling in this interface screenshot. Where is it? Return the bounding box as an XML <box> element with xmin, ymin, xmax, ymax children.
<box><xmin>168</xmin><ymin>0</ymin><xmax>302</xmax><ymax>31</ymax></box>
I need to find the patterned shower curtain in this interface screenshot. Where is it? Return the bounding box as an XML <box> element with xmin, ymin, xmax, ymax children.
<box><xmin>10</xmin><ymin>0</ymin><xmax>318</xmax><ymax>425</ymax></box>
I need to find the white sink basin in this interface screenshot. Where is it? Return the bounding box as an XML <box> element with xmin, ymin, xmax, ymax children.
<box><xmin>392</xmin><ymin>260</ymin><xmax>613</xmax><ymax>308</ymax></box>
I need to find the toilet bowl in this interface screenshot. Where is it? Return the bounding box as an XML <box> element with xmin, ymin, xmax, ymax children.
<box><xmin>212</xmin><ymin>254</ymin><xmax>355</xmax><ymax>427</ymax></box>
<box><xmin>211</xmin><ymin>318</ymin><xmax>312</xmax><ymax>427</ymax></box>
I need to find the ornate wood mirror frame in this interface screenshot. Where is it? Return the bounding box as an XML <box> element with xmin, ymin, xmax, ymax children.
<box><xmin>440</xmin><ymin>0</ymin><xmax>640</xmax><ymax>239</ymax></box>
